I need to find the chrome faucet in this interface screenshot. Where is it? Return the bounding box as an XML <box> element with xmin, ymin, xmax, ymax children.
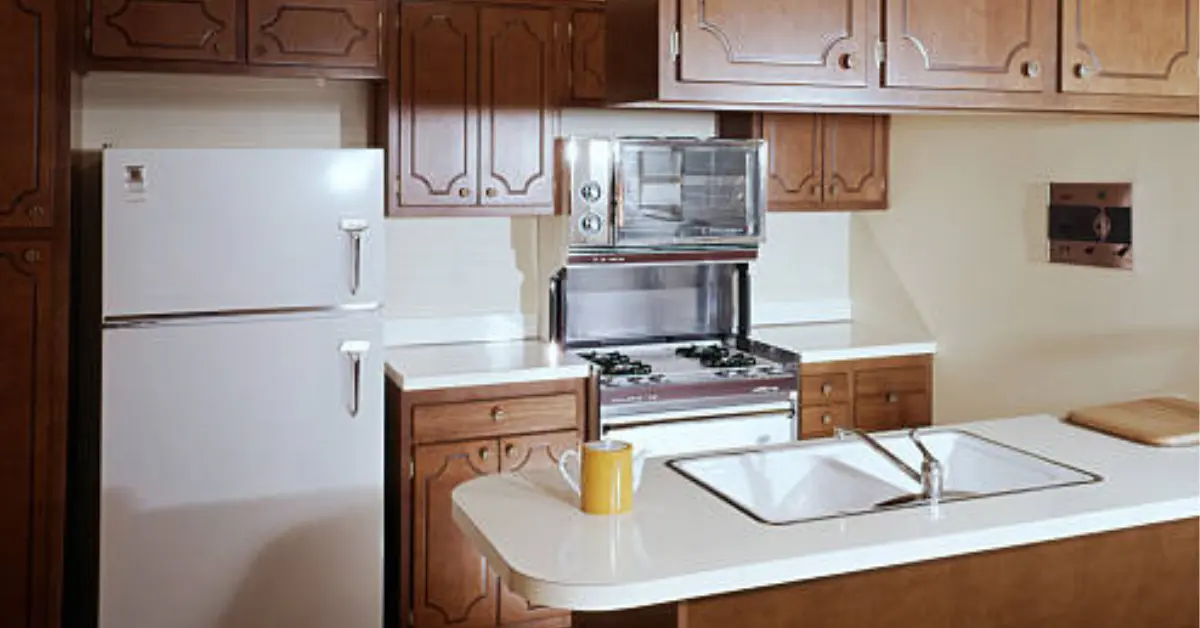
<box><xmin>835</xmin><ymin>427</ymin><xmax>944</xmax><ymax>504</ymax></box>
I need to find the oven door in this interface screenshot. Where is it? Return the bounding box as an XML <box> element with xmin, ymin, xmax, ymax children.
<box><xmin>601</xmin><ymin>407</ymin><xmax>795</xmax><ymax>460</ymax></box>
<box><xmin>613</xmin><ymin>140</ymin><xmax>766</xmax><ymax>248</ymax></box>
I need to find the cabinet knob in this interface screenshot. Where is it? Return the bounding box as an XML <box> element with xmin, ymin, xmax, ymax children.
<box><xmin>485</xmin><ymin>187</ymin><xmax>498</xmax><ymax>198</ymax></box>
<box><xmin>213</xmin><ymin>42</ymin><xmax>222</xmax><ymax>54</ymax></box>
<box><xmin>479</xmin><ymin>447</ymin><xmax>491</xmax><ymax>461</ymax></box>
<box><xmin>491</xmin><ymin>406</ymin><xmax>506</xmax><ymax>422</ymax></box>
<box><xmin>27</xmin><ymin>205</ymin><xmax>44</xmax><ymax>219</ymax></box>
<box><xmin>505</xmin><ymin>444</ymin><xmax>518</xmax><ymax>458</ymax></box>
<box><xmin>23</xmin><ymin>249</ymin><xmax>41</xmax><ymax>264</ymax></box>
<box><xmin>821</xmin><ymin>383</ymin><xmax>834</xmax><ymax>397</ymax></box>
<box><xmin>458</xmin><ymin>188</ymin><xmax>472</xmax><ymax>198</ymax></box>
<box><xmin>1022</xmin><ymin>60</ymin><xmax>1041</xmax><ymax>78</ymax></box>
<box><xmin>1074</xmin><ymin>63</ymin><xmax>1094</xmax><ymax>79</ymax></box>
<box><xmin>838</xmin><ymin>52</ymin><xmax>857</xmax><ymax>70</ymax></box>
<box><xmin>821</xmin><ymin>413</ymin><xmax>833</xmax><ymax>426</ymax></box>
<box><xmin>886</xmin><ymin>392</ymin><xmax>900</xmax><ymax>404</ymax></box>
<box><xmin>828</xmin><ymin>184</ymin><xmax>839</xmax><ymax>196</ymax></box>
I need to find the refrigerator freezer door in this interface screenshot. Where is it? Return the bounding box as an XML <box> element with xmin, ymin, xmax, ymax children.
<box><xmin>102</xmin><ymin>149</ymin><xmax>385</xmax><ymax>318</ymax></box>
<box><xmin>99</xmin><ymin>311</ymin><xmax>383</xmax><ymax>628</ymax></box>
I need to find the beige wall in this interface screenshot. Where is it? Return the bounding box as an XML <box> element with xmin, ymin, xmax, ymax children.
<box><xmin>853</xmin><ymin>115</ymin><xmax>1200</xmax><ymax>423</ymax></box>
<box><xmin>80</xmin><ymin>74</ymin><xmax>852</xmax><ymax>343</ymax></box>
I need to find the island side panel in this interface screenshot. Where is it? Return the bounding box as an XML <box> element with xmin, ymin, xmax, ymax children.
<box><xmin>677</xmin><ymin>518</ymin><xmax>1199</xmax><ymax>628</ymax></box>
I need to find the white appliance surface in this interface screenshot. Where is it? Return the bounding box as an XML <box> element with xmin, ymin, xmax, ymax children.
<box><xmin>603</xmin><ymin>412</ymin><xmax>795</xmax><ymax>460</ymax></box>
<box><xmin>98</xmin><ymin>149</ymin><xmax>385</xmax><ymax>628</ymax></box>
<box><xmin>102</xmin><ymin>149</ymin><xmax>384</xmax><ymax>317</ymax></box>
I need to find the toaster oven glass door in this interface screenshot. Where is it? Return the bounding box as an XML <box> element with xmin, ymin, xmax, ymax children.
<box><xmin>615</xmin><ymin>142</ymin><xmax>764</xmax><ymax>248</ymax></box>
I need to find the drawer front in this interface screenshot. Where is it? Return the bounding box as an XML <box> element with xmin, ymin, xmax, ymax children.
<box><xmin>855</xmin><ymin>366</ymin><xmax>927</xmax><ymax>399</ymax></box>
<box><xmin>800</xmin><ymin>404</ymin><xmax>851</xmax><ymax>439</ymax></box>
<box><xmin>413</xmin><ymin>394</ymin><xmax>578</xmax><ymax>444</ymax></box>
<box><xmin>800</xmin><ymin>373</ymin><xmax>849</xmax><ymax>406</ymax></box>
<box><xmin>855</xmin><ymin>392</ymin><xmax>930</xmax><ymax>432</ymax></box>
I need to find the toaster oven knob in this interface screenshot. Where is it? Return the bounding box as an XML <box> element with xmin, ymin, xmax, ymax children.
<box><xmin>580</xmin><ymin>212</ymin><xmax>605</xmax><ymax>234</ymax></box>
<box><xmin>580</xmin><ymin>181</ymin><xmax>603</xmax><ymax>203</ymax></box>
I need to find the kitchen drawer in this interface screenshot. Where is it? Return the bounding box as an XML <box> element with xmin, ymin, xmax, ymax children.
<box><xmin>800</xmin><ymin>404</ymin><xmax>851</xmax><ymax>439</ymax></box>
<box><xmin>855</xmin><ymin>366</ymin><xmax>928</xmax><ymax>399</ymax></box>
<box><xmin>412</xmin><ymin>394</ymin><xmax>578</xmax><ymax>444</ymax></box>
<box><xmin>800</xmin><ymin>373</ymin><xmax>849</xmax><ymax>406</ymax></box>
<box><xmin>855</xmin><ymin>392</ymin><xmax>931</xmax><ymax>432</ymax></box>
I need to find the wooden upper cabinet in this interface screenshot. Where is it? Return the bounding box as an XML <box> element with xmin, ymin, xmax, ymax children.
<box><xmin>478</xmin><ymin>7</ymin><xmax>555</xmax><ymax>208</ymax></box>
<box><xmin>762</xmin><ymin>114</ymin><xmax>823</xmax><ymax>210</ymax></box>
<box><xmin>399</xmin><ymin>3</ymin><xmax>480</xmax><ymax>208</ymax></box>
<box><xmin>0</xmin><ymin>242</ymin><xmax>52</xmax><ymax>628</ymax></box>
<box><xmin>413</xmin><ymin>438</ymin><xmax>500</xmax><ymax>628</ymax></box>
<box><xmin>1061</xmin><ymin>0</ymin><xmax>1200</xmax><ymax>97</ymax></box>
<box><xmin>562</xmin><ymin>7</ymin><xmax>606</xmax><ymax>104</ymax></box>
<box><xmin>498</xmin><ymin>431</ymin><xmax>577</xmax><ymax>625</ymax></box>
<box><xmin>822</xmin><ymin>115</ymin><xmax>888</xmax><ymax>210</ymax></box>
<box><xmin>0</xmin><ymin>0</ymin><xmax>56</xmax><ymax>229</ymax></box>
<box><xmin>91</xmin><ymin>0</ymin><xmax>241</xmax><ymax>61</ymax></box>
<box><xmin>247</xmin><ymin>0</ymin><xmax>381</xmax><ymax>69</ymax></box>
<box><xmin>678</xmin><ymin>0</ymin><xmax>869</xmax><ymax>86</ymax></box>
<box><xmin>884</xmin><ymin>0</ymin><xmax>1055</xmax><ymax>92</ymax></box>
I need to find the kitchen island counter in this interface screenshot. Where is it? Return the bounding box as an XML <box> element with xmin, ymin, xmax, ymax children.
<box><xmin>452</xmin><ymin>415</ymin><xmax>1198</xmax><ymax>612</ymax></box>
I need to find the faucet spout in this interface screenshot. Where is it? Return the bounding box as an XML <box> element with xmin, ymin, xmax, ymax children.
<box><xmin>834</xmin><ymin>427</ymin><xmax>923</xmax><ymax>485</ymax></box>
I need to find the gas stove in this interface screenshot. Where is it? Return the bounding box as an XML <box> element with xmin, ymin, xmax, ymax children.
<box><xmin>577</xmin><ymin>340</ymin><xmax>798</xmax><ymax>410</ymax></box>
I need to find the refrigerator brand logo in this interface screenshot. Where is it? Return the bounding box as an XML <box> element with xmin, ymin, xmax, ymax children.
<box><xmin>124</xmin><ymin>164</ymin><xmax>147</xmax><ymax>201</ymax></box>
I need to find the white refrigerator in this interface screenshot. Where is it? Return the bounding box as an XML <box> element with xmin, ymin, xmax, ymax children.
<box><xmin>96</xmin><ymin>149</ymin><xmax>385</xmax><ymax>628</ymax></box>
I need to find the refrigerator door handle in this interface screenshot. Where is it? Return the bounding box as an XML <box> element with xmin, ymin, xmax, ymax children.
<box><xmin>340</xmin><ymin>219</ymin><xmax>369</xmax><ymax>296</ymax></box>
<box><xmin>340</xmin><ymin>340</ymin><xmax>370</xmax><ymax>417</ymax></box>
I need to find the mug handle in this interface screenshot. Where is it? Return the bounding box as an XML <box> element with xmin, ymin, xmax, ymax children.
<box><xmin>558</xmin><ymin>449</ymin><xmax>582</xmax><ymax>496</ymax></box>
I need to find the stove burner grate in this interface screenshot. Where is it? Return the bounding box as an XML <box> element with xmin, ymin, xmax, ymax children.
<box><xmin>579</xmin><ymin>351</ymin><xmax>653</xmax><ymax>376</ymax></box>
<box><xmin>675</xmin><ymin>344</ymin><xmax>758</xmax><ymax>369</ymax></box>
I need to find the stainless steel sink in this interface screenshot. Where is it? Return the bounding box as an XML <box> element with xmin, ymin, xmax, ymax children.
<box><xmin>667</xmin><ymin>430</ymin><xmax>1101</xmax><ymax>525</ymax></box>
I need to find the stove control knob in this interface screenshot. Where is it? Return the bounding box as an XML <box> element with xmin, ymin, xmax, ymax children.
<box><xmin>648</xmin><ymin>374</ymin><xmax>666</xmax><ymax>383</ymax></box>
<box><xmin>580</xmin><ymin>181</ymin><xmax>603</xmax><ymax>204</ymax></box>
<box><xmin>628</xmin><ymin>376</ymin><xmax>643</xmax><ymax>384</ymax></box>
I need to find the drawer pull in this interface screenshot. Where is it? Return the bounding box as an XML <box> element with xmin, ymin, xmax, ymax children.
<box><xmin>821</xmin><ymin>413</ymin><xmax>833</xmax><ymax>426</ymax></box>
<box><xmin>491</xmin><ymin>406</ymin><xmax>507</xmax><ymax>422</ymax></box>
<box><xmin>505</xmin><ymin>444</ymin><xmax>517</xmax><ymax>458</ymax></box>
<box><xmin>886</xmin><ymin>392</ymin><xmax>900</xmax><ymax>404</ymax></box>
<box><xmin>479</xmin><ymin>447</ymin><xmax>491</xmax><ymax>461</ymax></box>
<box><xmin>821</xmin><ymin>383</ymin><xmax>834</xmax><ymax>397</ymax></box>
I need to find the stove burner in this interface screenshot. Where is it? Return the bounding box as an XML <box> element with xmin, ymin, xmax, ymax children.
<box><xmin>579</xmin><ymin>351</ymin><xmax>653</xmax><ymax>376</ymax></box>
<box><xmin>675</xmin><ymin>344</ymin><xmax>758</xmax><ymax>369</ymax></box>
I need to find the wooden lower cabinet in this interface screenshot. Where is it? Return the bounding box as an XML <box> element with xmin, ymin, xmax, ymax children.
<box><xmin>799</xmin><ymin>354</ymin><xmax>933</xmax><ymax>437</ymax></box>
<box><xmin>399</xmin><ymin>379</ymin><xmax>586</xmax><ymax>628</ymax></box>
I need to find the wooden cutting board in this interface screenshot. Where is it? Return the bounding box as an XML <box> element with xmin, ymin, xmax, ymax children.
<box><xmin>1067</xmin><ymin>397</ymin><xmax>1200</xmax><ymax>446</ymax></box>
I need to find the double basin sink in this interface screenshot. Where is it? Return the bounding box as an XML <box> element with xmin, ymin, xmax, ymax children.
<box><xmin>668</xmin><ymin>430</ymin><xmax>1100</xmax><ymax>525</ymax></box>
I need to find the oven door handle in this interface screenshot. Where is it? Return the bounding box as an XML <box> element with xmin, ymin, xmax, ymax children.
<box><xmin>601</xmin><ymin>408</ymin><xmax>795</xmax><ymax>435</ymax></box>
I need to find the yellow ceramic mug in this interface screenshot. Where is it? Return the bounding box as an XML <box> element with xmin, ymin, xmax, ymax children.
<box><xmin>558</xmin><ymin>440</ymin><xmax>643</xmax><ymax>515</ymax></box>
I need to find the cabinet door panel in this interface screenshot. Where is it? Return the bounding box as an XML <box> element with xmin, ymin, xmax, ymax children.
<box><xmin>479</xmin><ymin>7</ymin><xmax>555</xmax><ymax>208</ymax></box>
<box><xmin>761</xmin><ymin>114</ymin><xmax>823</xmax><ymax>210</ymax></box>
<box><xmin>800</xmin><ymin>405</ymin><xmax>851</xmax><ymax>439</ymax></box>
<box><xmin>856</xmin><ymin>393</ymin><xmax>930</xmax><ymax>431</ymax></box>
<box><xmin>1061</xmin><ymin>0</ymin><xmax>1199</xmax><ymax>97</ymax></box>
<box><xmin>566</xmin><ymin>8</ymin><xmax>606</xmax><ymax>104</ymax></box>
<box><xmin>248</xmin><ymin>0</ymin><xmax>381</xmax><ymax>70</ymax></box>
<box><xmin>678</xmin><ymin>0</ymin><xmax>869</xmax><ymax>86</ymax></box>
<box><xmin>414</xmin><ymin>439</ymin><xmax>500</xmax><ymax>628</ymax></box>
<box><xmin>0</xmin><ymin>243</ymin><xmax>52</xmax><ymax>628</ymax></box>
<box><xmin>884</xmin><ymin>0</ymin><xmax>1054</xmax><ymax>92</ymax></box>
<box><xmin>91</xmin><ymin>0</ymin><xmax>240</xmax><ymax>61</ymax></box>
<box><xmin>0</xmin><ymin>0</ymin><xmax>56</xmax><ymax>228</ymax></box>
<box><xmin>822</xmin><ymin>115</ymin><xmax>888</xmax><ymax>210</ymax></box>
<box><xmin>498</xmin><ymin>431</ymin><xmax>577</xmax><ymax>625</ymax></box>
<box><xmin>399</xmin><ymin>3</ymin><xmax>479</xmax><ymax>207</ymax></box>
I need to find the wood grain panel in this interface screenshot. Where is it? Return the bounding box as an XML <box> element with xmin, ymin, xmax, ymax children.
<box><xmin>498</xmin><ymin>430</ymin><xmax>577</xmax><ymax>626</ymax></box>
<box><xmin>855</xmin><ymin>392</ymin><xmax>930</xmax><ymax>431</ymax></box>
<box><xmin>566</xmin><ymin>7</ymin><xmax>605</xmax><ymax>104</ymax></box>
<box><xmin>1061</xmin><ymin>0</ymin><xmax>1199</xmax><ymax>97</ymax></box>
<box><xmin>822</xmin><ymin>114</ymin><xmax>888</xmax><ymax>210</ymax></box>
<box><xmin>855</xmin><ymin>366</ymin><xmax>928</xmax><ymax>398</ymax></box>
<box><xmin>399</xmin><ymin>3</ymin><xmax>479</xmax><ymax>207</ymax></box>
<box><xmin>799</xmin><ymin>404</ymin><xmax>851</xmax><ymax>439</ymax></box>
<box><xmin>884</xmin><ymin>0</ymin><xmax>1055</xmax><ymax>92</ymax></box>
<box><xmin>413</xmin><ymin>394</ymin><xmax>578</xmax><ymax>444</ymax></box>
<box><xmin>248</xmin><ymin>0</ymin><xmax>381</xmax><ymax>70</ymax></box>
<box><xmin>91</xmin><ymin>0</ymin><xmax>240</xmax><ymax>61</ymax></box>
<box><xmin>413</xmin><ymin>438</ymin><xmax>500</xmax><ymax>628</ymax></box>
<box><xmin>799</xmin><ymin>373</ymin><xmax>849</xmax><ymax>406</ymax></box>
<box><xmin>678</xmin><ymin>0</ymin><xmax>869</xmax><ymax>86</ymax></box>
<box><xmin>761</xmin><ymin>113</ymin><xmax>822</xmax><ymax>210</ymax></box>
<box><xmin>479</xmin><ymin>6</ymin><xmax>555</xmax><ymax>208</ymax></box>
<box><xmin>0</xmin><ymin>243</ymin><xmax>52</xmax><ymax>628</ymax></box>
<box><xmin>0</xmin><ymin>0</ymin><xmax>56</xmax><ymax>228</ymax></box>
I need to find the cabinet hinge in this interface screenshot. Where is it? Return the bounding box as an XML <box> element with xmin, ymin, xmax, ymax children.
<box><xmin>377</xmin><ymin>11</ymin><xmax>384</xmax><ymax>60</ymax></box>
<box><xmin>409</xmin><ymin>458</ymin><xmax>415</xmax><ymax>479</ymax></box>
<box><xmin>84</xmin><ymin>0</ymin><xmax>93</xmax><ymax>41</ymax></box>
<box><xmin>874</xmin><ymin>39</ymin><xmax>886</xmax><ymax>69</ymax></box>
<box><xmin>567</xmin><ymin>20</ymin><xmax>574</xmax><ymax>42</ymax></box>
<box><xmin>407</xmin><ymin>610</ymin><xmax>415</xmax><ymax>627</ymax></box>
<box><xmin>670</xmin><ymin>29</ymin><xmax>680</xmax><ymax>63</ymax></box>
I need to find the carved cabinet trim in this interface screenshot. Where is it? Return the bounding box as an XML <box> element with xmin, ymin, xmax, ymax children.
<box><xmin>247</xmin><ymin>0</ymin><xmax>381</xmax><ymax>68</ymax></box>
<box><xmin>90</xmin><ymin>0</ymin><xmax>241</xmax><ymax>61</ymax></box>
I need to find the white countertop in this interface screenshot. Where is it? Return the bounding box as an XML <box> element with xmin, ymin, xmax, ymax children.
<box><xmin>452</xmin><ymin>415</ymin><xmax>1199</xmax><ymax>611</ymax></box>
<box><xmin>753</xmin><ymin>320</ymin><xmax>937</xmax><ymax>363</ymax></box>
<box><xmin>385</xmin><ymin>341</ymin><xmax>591</xmax><ymax>391</ymax></box>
